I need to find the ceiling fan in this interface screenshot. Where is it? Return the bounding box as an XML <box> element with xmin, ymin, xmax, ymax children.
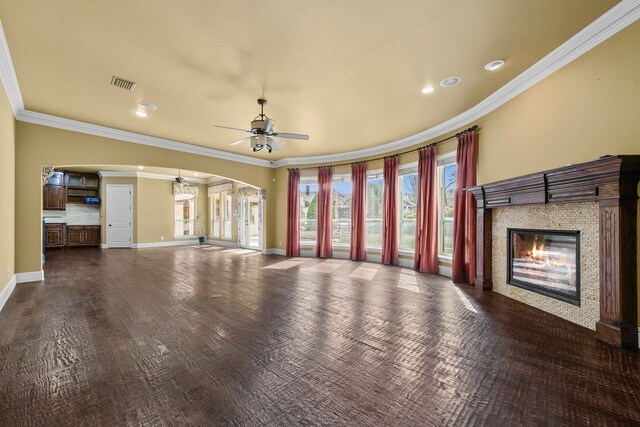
<box><xmin>214</xmin><ymin>98</ymin><xmax>309</xmax><ymax>153</ymax></box>
<box><xmin>174</xmin><ymin>170</ymin><xmax>191</xmax><ymax>184</ymax></box>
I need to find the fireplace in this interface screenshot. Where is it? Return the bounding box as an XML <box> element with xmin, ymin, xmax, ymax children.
<box><xmin>507</xmin><ymin>229</ymin><xmax>580</xmax><ymax>305</ymax></box>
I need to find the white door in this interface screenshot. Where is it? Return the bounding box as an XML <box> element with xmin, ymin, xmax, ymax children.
<box><xmin>106</xmin><ymin>185</ymin><xmax>133</xmax><ymax>248</ymax></box>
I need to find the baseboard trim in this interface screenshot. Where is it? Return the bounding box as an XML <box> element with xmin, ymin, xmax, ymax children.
<box><xmin>438</xmin><ymin>265</ymin><xmax>453</xmax><ymax>278</ymax></box>
<box><xmin>0</xmin><ymin>275</ymin><xmax>17</xmax><ymax>314</ymax></box>
<box><xmin>16</xmin><ymin>270</ymin><xmax>44</xmax><ymax>283</ymax></box>
<box><xmin>265</xmin><ymin>248</ymin><xmax>286</xmax><ymax>256</ymax></box>
<box><xmin>132</xmin><ymin>240</ymin><xmax>198</xmax><ymax>249</ymax></box>
<box><xmin>206</xmin><ymin>239</ymin><xmax>240</xmax><ymax>248</ymax></box>
<box><xmin>100</xmin><ymin>243</ymin><xmax>109</xmax><ymax>249</ymax></box>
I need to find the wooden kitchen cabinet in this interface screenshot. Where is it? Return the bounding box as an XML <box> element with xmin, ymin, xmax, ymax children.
<box><xmin>65</xmin><ymin>172</ymin><xmax>100</xmax><ymax>204</ymax></box>
<box><xmin>46</xmin><ymin>171</ymin><xmax>65</xmax><ymax>186</ymax></box>
<box><xmin>84</xmin><ymin>226</ymin><xmax>101</xmax><ymax>245</ymax></box>
<box><xmin>66</xmin><ymin>225</ymin><xmax>101</xmax><ymax>247</ymax></box>
<box><xmin>65</xmin><ymin>172</ymin><xmax>99</xmax><ymax>189</ymax></box>
<box><xmin>44</xmin><ymin>223</ymin><xmax>65</xmax><ymax>248</ymax></box>
<box><xmin>43</xmin><ymin>184</ymin><xmax>66</xmax><ymax>210</ymax></box>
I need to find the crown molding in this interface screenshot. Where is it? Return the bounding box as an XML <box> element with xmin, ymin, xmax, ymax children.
<box><xmin>98</xmin><ymin>170</ymin><xmax>207</xmax><ymax>184</ymax></box>
<box><xmin>0</xmin><ymin>21</ymin><xmax>24</xmax><ymax>115</ymax></box>
<box><xmin>272</xmin><ymin>0</ymin><xmax>640</xmax><ymax>167</ymax></box>
<box><xmin>15</xmin><ymin>109</ymin><xmax>273</xmax><ymax>167</ymax></box>
<box><xmin>2</xmin><ymin>1</ymin><xmax>639</xmax><ymax>169</ymax></box>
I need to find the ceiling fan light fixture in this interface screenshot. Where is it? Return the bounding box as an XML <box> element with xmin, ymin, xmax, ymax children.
<box><xmin>215</xmin><ymin>98</ymin><xmax>309</xmax><ymax>153</ymax></box>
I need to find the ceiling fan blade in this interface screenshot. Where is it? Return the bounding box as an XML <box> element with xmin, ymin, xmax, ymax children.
<box><xmin>269</xmin><ymin>139</ymin><xmax>284</xmax><ymax>151</ymax></box>
<box><xmin>230</xmin><ymin>136</ymin><xmax>252</xmax><ymax>146</ymax></box>
<box><xmin>273</xmin><ymin>132</ymin><xmax>309</xmax><ymax>140</ymax></box>
<box><xmin>214</xmin><ymin>125</ymin><xmax>253</xmax><ymax>133</ymax></box>
<box><xmin>262</xmin><ymin>118</ymin><xmax>275</xmax><ymax>133</ymax></box>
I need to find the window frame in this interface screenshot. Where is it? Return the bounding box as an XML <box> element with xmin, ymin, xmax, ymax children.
<box><xmin>365</xmin><ymin>171</ymin><xmax>384</xmax><ymax>250</ymax></box>
<box><xmin>174</xmin><ymin>193</ymin><xmax>197</xmax><ymax>238</ymax></box>
<box><xmin>222</xmin><ymin>192</ymin><xmax>233</xmax><ymax>239</ymax></box>
<box><xmin>211</xmin><ymin>192</ymin><xmax>221</xmax><ymax>239</ymax></box>
<box><xmin>331</xmin><ymin>174</ymin><xmax>352</xmax><ymax>247</ymax></box>
<box><xmin>398</xmin><ymin>165</ymin><xmax>419</xmax><ymax>252</ymax></box>
<box><xmin>299</xmin><ymin>177</ymin><xmax>319</xmax><ymax>246</ymax></box>
<box><xmin>437</xmin><ymin>152</ymin><xmax>456</xmax><ymax>260</ymax></box>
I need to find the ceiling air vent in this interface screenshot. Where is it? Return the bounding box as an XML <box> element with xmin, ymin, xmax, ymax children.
<box><xmin>110</xmin><ymin>76</ymin><xmax>137</xmax><ymax>91</ymax></box>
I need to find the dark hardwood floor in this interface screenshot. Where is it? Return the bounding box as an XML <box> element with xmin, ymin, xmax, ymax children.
<box><xmin>1</xmin><ymin>246</ymin><xmax>639</xmax><ymax>426</ymax></box>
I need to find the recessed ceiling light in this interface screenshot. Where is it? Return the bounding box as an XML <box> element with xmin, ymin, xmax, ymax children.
<box><xmin>484</xmin><ymin>59</ymin><xmax>505</xmax><ymax>71</ymax></box>
<box><xmin>421</xmin><ymin>86</ymin><xmax>435</xmax><ymax>94</ymax></box>
<box><xmin>138</xmin><ymin>165</ymin><xmax>144</xmax><ymax>170</ymax></box>
<box><xmin>440</xmin><ymin>77</ymin><xmax>461</xmax><ymax>88</ymax></box>
<box><xmin>194</xmin><ymin>173</ymin><xmax>199</xmax><ymax>177</ymax></box>
<box><xmin>135</xmin><ymin>110</ymin><xmax>148</xmax><ymax>118</ymax></box>
<box><xmin>138</xmin><ymin>102</ymin><xmax>158</xmax><ymax>110</ymax></box>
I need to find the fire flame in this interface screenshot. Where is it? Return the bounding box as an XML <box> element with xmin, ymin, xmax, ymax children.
<box><xmin>531</xmin><ymin>242</ymin><xmax>545</xmax><ymax>259</ymax></box>
<box><xmin>521</xmin><ymin>240</ymin><xmax>575</xmax><ymax>286</ymax></box>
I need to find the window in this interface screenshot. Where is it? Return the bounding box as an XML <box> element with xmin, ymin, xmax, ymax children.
<box><xmin>175</xmin><ymin>194</ymin><xmax>196</xmax><ymax>236</ymax></box>
<box><xmin>398</xmin><ymin>168</ymin><xmax>418</xmax><ymax>251</ymax></box>
<box><xmin>223</xmin><ymin>193</ymin><xmax>232</xmax><ymax>239</ymax></box>
<box><xmin>332</xmin><ymin>177</ymin><xmax>351</xmax><ymax>245</ymax></box>
<box><xmin>211</xmin><ymin>191</ymin><xmax>233</xmax><ymax>240</ymax></box>
<box><xmin>366</xmin><ymin>174</ymin><xmax>383</xmax><ymax>248</ymax></box>
<box><xmin>438</xmin><ymin>155</ymin><xmax>456</xmax><ymax>256</ymax></box>
<box><xmin>211</xmin><ymin>193</ymin><xmax>221</xmax><ymax>238</ymax></box>
<box><xmin>299</xmin><ymin>181</ymin><xmax>318</xmax><ymax>244</ymax></box>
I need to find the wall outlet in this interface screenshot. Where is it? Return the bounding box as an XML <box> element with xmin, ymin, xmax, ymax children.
<box><xmin>160</xmin><ymin>236</ymin><xmax>164</xmax><ymax>241</ymax></box>
<box><xmin>279</xmin><ymin>241</ymin><xmax>282</xmax><ymax>246</ymax></box>
<box><xmin>6</xmin><ymin>266</ymin><xmax>11</xmax><ymax>275</ymax></box>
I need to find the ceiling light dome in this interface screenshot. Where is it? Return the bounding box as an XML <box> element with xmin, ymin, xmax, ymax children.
<box><xmin>440</xmin><ymin>77</ymin><xmax>461</xmax><ymax>88</ymax></box>
<box><xmin>484</xmin><ymin>59</ymin><xmax>505</xmax><ymax>71</ymax></box>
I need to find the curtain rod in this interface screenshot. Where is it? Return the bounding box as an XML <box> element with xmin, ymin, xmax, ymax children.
<box><xmin>289</xmin><ymin>125</ymin><xmax>478</xmax><ymax>171</ymax></box>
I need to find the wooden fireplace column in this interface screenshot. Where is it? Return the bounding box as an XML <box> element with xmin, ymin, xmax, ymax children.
<box><xmin>468</xmin><ymin>155</ymin><xmax>640</xmax><ymax>349</ymax></box>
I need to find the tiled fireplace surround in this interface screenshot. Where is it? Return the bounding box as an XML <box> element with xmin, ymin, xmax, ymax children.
<box><xmin>469</xmin><ymin>156</ymin><xmax>640</xmax><ymax>349</ymax></box>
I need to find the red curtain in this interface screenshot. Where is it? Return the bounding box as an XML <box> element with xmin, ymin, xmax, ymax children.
<box><xmin>286</xmin><ymin>168</ymin><xmax>300</xmax><ymax>257</ymax></box>
<box><xmin>414</xmin><ymin>146</ymin><xmax>439</xmax><ymax>273</ymax></box>
<box><xmin>316</xmin><ymin>166</ymin><xmax>333</xmax><ymax>258</ymax></box>
<box><xmin>452</xmin><ymin>129</ymin><xmax>478</xmax><ymax>284</ymax></box>
<box><xmin>381</xmin><ymin>156</ymin><xmax>399</xmax><ymax>265</ymax></box>
<box><xmin>350</xmin><ymin>162</ymin><xmax>367</xmax><ymax>261</ymax></box>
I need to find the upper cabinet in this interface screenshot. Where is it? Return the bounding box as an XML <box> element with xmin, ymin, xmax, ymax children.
<box><xmin>65</xmin><ymin>172</ymin><xmax>99</xmax><ymax>189</ymax></box>
<box><xmin>46</xmin><ymin>171</ymin><xmax>65</xmax><ymax>186</ymax></box>
<box><xmin>43</xmin><ymin>172</ymin><xmax>66</xmax><ymax>210</ymax></box>
<box><xmin>64</xmin><ymin>172</ymin><xmax>100</xmax><ymax>204</ymax></box>
<box><xmin>43</xmin><ymin>171</ymin><xmax>100</xmax><ymax>208</ymax></box>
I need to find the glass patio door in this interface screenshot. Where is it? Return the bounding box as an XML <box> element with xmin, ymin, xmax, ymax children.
<box><xmin>239</xmin><ymin>195</ymin><xmax>261</xmax><ymax>250</ymax></box>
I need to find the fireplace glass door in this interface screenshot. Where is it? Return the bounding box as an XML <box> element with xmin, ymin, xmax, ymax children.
<box><xmin>508</xmin><ymin>229</ymin><xmax>580</xmax><ymax>305</ymax></box>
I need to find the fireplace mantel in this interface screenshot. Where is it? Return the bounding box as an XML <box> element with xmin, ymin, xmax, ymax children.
<box><xmin>468</xmin><ymin>155</ymin><xmax>640</xmax><ymax>349</ymax></box>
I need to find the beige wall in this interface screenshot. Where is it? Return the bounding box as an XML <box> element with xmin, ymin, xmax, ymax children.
<box><xmin>268</xmin><ymin>22</ymin><xmax>640</xmax><ymax>323</ymax></box>
<box><xmin>15</xmin><ymin>122</ymin><xmax>274</xmax><ymax>273</ymax></box>
<box><xmin>0</xmin><ymin>83</ymin><xmax>15</xmax><ymax>292</ymax></box>
<box><xmin>136</xmin><ymin>179</ymin><xmax>207</xmax><ymax>244</ymax></box>
<box><xmin>100</xmin><ymin>177</ymin><xmax>208</xmax><ymax>245</ymax></box>
<box><xmin>100</xmin><ymin>177</ymin><xmax>138</xmax><ymax>243</ymax></box>
<box><xmin>270</xmin><ymin>22</ymin><xmax>640</xmax><ymax>251</ymax></box>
